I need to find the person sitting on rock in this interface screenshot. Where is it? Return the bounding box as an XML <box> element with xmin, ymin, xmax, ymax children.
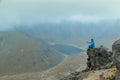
<box><xmin>87</xmin><ymin>39</ymin><xmax>95</xmax><ymax>48</ymax></box>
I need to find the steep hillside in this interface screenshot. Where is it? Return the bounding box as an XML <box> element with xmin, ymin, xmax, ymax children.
<box><xmin>0</xmin><ymin>31</ymin><xmax>64</xmax><ymax>76</ymax></box>
<box><xmin>0</xmin><ymin>53</ymin><xmax>87</xmax><ymax>80</ymax></box>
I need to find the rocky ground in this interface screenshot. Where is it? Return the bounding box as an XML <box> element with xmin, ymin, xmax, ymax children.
<box><xmin>61</xmin><ymin>67</ymin><xmax>116</xmax><ymax>80</ymax></box>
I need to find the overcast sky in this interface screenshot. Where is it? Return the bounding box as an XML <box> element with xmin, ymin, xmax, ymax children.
<box><xmin>0</xmin><ymin>0</ymin><xmax>120</xmax><ymax>29</ymax></box>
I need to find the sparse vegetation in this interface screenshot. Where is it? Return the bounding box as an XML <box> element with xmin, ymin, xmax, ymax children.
<box><xmin>0</xmin><ymin>31</ymin><xmax>64</xmax><ymax>76</ymax></box>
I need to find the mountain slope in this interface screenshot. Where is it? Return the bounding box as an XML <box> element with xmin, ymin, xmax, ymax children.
<box><xmin>0</xmin><ymin>53</ymin><xmax>87</xmax><ymax>80</ymax></box>
<box><xmin>14</xmin><ymin>20</ymin><xmax>120</xmax><ymax>48</ymax></box>
<box><xmin>0</xmin><ymin>31</ymin><xmax>64</xmax><ymax>76</ymax></box>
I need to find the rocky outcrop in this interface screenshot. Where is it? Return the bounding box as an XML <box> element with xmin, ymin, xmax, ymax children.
<box><xmin>61</xmin><ymin>46</ymin><xmax>114</xmax><ymax>80</ymax></box>
<box><xmin>87</xmin><ymin>46</ymin><xmax>113</xmax><ymax>70</ymax></box>
<box><xmin>112</xmin><ymin>40</ymin><xmax>120</xmax><ymax>80</ymax></box>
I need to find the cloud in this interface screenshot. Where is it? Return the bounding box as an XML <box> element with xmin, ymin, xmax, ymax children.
<box><xmin>66</xmin><ymin>14</ymin><xmax>103</xmax><ymax>23</ymax></box>
<box><xmin>0</xmin><ymin>0</ymin><xmax>120</xmax><ymax>29</ymax></box>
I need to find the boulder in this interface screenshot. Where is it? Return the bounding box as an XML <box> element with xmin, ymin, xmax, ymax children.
<box><xmin>112</xmin><ymin>40</ymin><xmax>120</xmax><ymax>80</ymax></box>
<box><xmin>87</xmin><ymin>46</ymin><xmax>113</xmax><ymax>70</ymax></box>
